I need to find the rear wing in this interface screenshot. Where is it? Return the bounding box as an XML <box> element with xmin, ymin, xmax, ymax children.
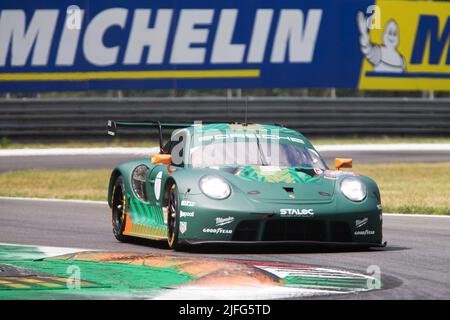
<box><xmin>107</xmin><ymin>120</ymin><xmax>191</xmax><ymax>153</ymax></box>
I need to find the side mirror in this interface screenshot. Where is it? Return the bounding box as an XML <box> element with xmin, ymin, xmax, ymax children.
<box><xmin>151</xmin><ymin>154</ymin><xmax>172</xmax><ymax>165</ymax></box>
<box><xmin>334</xmin><ymin>158</ymin><xmax>353</xmax><ymax>170</ymax></box>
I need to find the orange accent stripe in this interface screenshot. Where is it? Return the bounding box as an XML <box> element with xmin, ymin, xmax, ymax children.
<box><xmin>123</xmin><ymin>214</ymin><xmax>132</xmax><ymax>235</ymax></box>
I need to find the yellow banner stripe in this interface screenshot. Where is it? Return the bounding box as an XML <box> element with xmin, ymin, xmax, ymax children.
<box><xmin>0</xmin><ymin>69</ymin><xmax>260</xmax><ymax>81</ymax></box>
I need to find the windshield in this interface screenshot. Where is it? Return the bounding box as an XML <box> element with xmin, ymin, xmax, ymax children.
<box><xmin>190</xmin><ymin>141</ymin><xmax>327</xmax><ymax>169</ymax></box>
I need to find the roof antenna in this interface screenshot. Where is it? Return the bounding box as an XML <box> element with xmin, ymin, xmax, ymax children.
<box><xmin>226</xmin><ymin>93</ymin><xmax>230</xmax><ymax>123</ymax></box>
<box><xmin>244</xmin><ymin>96</ymin><xmax>248</xmax><ymax>126</ymax></box>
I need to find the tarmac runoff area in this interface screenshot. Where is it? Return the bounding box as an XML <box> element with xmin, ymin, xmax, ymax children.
<box><xmin>0</xmin><ymin>144</ymin><xmax>450</xmax><ymax>299</ymax></box>
<box><xmin>0</xmin><ymin>197</ymin><xmax>450</xmax><ymax>299</ymax></box>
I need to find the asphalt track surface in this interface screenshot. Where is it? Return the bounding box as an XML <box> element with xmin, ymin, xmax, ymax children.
<box><xmin>1</xmin><ymin>197</ymin><xmax>449</xmax><ymax>299</ymax></box>
<box><xmin>1</xmin><ymin>150</ymin><xmax>450</xmax><ymax>172</ymax></box>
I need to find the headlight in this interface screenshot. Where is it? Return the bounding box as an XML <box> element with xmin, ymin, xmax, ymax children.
<box><xmin>199</xmin><ymin>175</ymin><xmax>231</xmax><ymax>199</ymax></box>
<box><xmin>131</xmin><ymin>165</ymin><xmax>149</xmax><ymax>202</ymax></box>
<box><xmin>340</xmin><ymin>177</ymin><xmax>367</xmax><ymax>202</ymax></box>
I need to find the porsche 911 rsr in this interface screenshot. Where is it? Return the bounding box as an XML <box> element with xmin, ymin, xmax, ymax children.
<box><xmin>107</xmin><ymin>121</ymin><xmax>384</xmax><ymax>250</ymax></box>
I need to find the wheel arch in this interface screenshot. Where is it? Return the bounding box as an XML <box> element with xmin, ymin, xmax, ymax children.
<box><xmin>162</xmin><ymin>176</ymin><xmax>177</xmax><ymax>207</ymax></box>
<box><xmin>108</xmin><ymin>168</ymin><xmax>124</xmax><ymax>208</ymax></box>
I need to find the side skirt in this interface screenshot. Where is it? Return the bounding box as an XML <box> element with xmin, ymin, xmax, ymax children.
<box><xmin>123</xmin><ymin>214</ymin><xmax>167</xmax><ymax>241</ymax></box>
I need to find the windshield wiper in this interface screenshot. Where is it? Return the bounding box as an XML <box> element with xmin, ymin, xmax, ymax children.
<box><xmin>255</xmin><ymin>136</ymin><xmax>268</xmax><ymax>166</ymax></box>
<box><xmin>294</xmin><ymin>166</ymin><xmax>317</xmax><ymax>176</ymax></box>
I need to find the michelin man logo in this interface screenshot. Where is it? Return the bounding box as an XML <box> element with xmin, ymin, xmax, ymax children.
<box><xmin>357</xmin><ymin>12</ymin><xmax>405</xmax><ymax>73</ymax></box>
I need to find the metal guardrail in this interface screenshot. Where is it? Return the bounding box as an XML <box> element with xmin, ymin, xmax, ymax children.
<box><xmin>1</xmin><ymin>97</ymin><xmax>449</xmax><ymax>141</ymax></box>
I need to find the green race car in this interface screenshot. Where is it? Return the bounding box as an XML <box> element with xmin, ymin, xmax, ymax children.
<box><xmin>107</xmin><ymin>121</ymin><xmax>385</xmax><ymax>250</ymax></box>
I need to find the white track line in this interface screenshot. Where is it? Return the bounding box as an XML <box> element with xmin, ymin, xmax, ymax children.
<box><xmin>384</xmin><ymin>213</ymin><xmax>450</xmax><ymax>218</ymax></box>
<box><xmin>153</xmin><ymin>285</ymin><xmax>343</xmax><ymax>300</ymax></box>
<box><xmin>0</xmin><ymin>242</ymin><xmax>97</xmax><ymax>257</ymax></box>
<box><xmin>0</xmin><ymin>196</ymin><xmax>448</xmax><ymax>217</ymax></box>
<box><xmin>0</xmin><ymin>196</ymin><xmax>107</xmax><ymax>205</ymax></box>
<box><xmin>0</xmin><ymin>147</ymin><xmax>158</xmax><ymax>157</ymax></box>
<box><xmin>316</xmin><ymin>143</ymin><xmax>450</xmax><ymax>152</ymax></box>
<box><xmin>1</xmin><ymin>144</ymin><xmax>450</xmax><ymax>157</ymax></box>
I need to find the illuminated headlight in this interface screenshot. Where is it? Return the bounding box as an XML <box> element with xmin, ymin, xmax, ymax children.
<box><xmin>340</xmin><ymin>177</ymin><xmax>367</xmax><ymax>202</ymax></box>
<box><xmin>199</xmin><ymin>175</ymin><xmax>231</xmax><ymax>199</ymax></box>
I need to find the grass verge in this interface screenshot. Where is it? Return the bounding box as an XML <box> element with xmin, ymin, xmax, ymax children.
<box><xmin>0</xmin><ymin>169</ymin><xmax>110</xmax><ymax>201</ymax></box>
<box><xmin>0</xmin><ymin>163</ymin><xmax>449</xmax><ymax>214</ymax></box>
<box><xmin>352</xmin><ymin>163</ymin><xmax>450</xmax><ymax>215</ymax></box>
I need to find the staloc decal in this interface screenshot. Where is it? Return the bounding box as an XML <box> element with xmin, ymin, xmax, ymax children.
<box><xmin>280</xmin><ymin>208</ymin><xmax>314</xmax><ymax>217</ymax></box>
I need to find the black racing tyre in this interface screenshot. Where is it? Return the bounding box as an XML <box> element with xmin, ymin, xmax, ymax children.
<box><xmin>111</xmin><ymin>176</ymin><xmax>128</xmax><ymax>242</ymax></box>
<box><xmin>167</xmin><ymin>184</ymin><xmax>182</xmax><ymax>250</ymax></box>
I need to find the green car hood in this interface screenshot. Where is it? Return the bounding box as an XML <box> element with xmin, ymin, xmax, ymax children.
<box><xmin>209</xmin><ymin>165</ymin><xmax>336</xmax><ymax>203</ymax></box>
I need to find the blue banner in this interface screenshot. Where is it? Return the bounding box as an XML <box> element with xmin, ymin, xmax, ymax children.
<box><xmin>3</xmin><ymin>0</ymin><xmax>446</xmax><ymax>92</ymax></box>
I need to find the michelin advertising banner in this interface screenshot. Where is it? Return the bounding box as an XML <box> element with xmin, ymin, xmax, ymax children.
<box><xmin>0</xmin><ymin>0</ymin><xmax>448</xmax><ymax>92</ymax></box>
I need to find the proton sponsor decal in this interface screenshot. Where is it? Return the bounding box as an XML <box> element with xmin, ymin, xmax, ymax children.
<box><xmin>179</xmin><ymin>221</ymin><xmax>187</xmax><ymax>234</ymax></box>
<box><xmin>180</xmin><ymin>210</ymin><xmax>194</xmax><ymax>218</ymax></box>
<box><xmin>280</xmin><ymin>208</ymin><xmax>314</xmax><ymax>217</ymax></box>
<box><xmin>323</xmin><ymin>170</ymin><xmax>357</xmax><ymax>180</ymax></box>
<box><xmin>355</xmin><ymin>218</ymin><xmax>368</xmax><ymax>229</ymax></box>
<box><xmin>215</xmin><ymin>216</ymin><xmax>234</xmax><ymax>227</ymax></box>
<box><xmin>181</xmin><ymin>200</ymin><xmax>196</xmax><ymax>207</ymax></box>
<box><xmin>354</xmin><ymin>229</ymin><xmax>375</xmax><ymax>236</ymax></box>
<box><xmin>202</xmin><ymin>228</ymin><xmax>232</xmax><ymax>235</ymax></box>
<box><xmin>154</xmin><ymin>171</ymin><xmax>163</xmax><ymax>200</ymax></box>
<box><xmin>323</xmin><ymin>170</ymin><xmax>346</xmax><ymax>180</ymax></box>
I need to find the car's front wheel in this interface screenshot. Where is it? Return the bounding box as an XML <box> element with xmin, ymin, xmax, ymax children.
<box><xmin>167</xmin><ymin>184</ymin><xmax>181</xmax><ymax>250</ymax></box>
<box><xmin>111</xmin><ymin>176</ymin><xmax>128</xmax><ymax>242</ymax></box>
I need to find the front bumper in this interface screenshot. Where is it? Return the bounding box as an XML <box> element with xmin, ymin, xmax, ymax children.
<box><xmin>177</xmin><ymin>194</ymin><xmax>384</xmax><ymax>246</ymax></box>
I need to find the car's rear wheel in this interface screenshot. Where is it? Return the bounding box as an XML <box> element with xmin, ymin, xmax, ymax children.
<box><xmin>167</xmin><ymin>184</ymin><xmax>181</xmax><ymax>250</ymax></box>
<box><xmin>112</xmin><ymin>176</ymin><xmax>128</xmax><ymax>242</ymax></box>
